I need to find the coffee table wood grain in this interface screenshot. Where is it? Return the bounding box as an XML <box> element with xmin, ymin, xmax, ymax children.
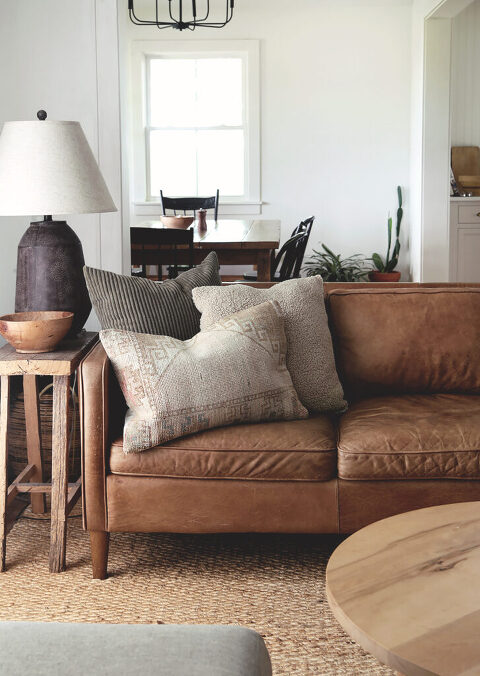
<box><xmin>326</xmin><ymin>502</ymin><xmax>480</xmax><ymax>676</ymax></box>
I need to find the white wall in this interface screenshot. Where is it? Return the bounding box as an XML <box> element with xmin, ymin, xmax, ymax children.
<box><xmin>120</xmin><ymin>0</ymin><xmax>413</xmax><ymax>278</ymax></box>
<box><xmin>422</xmin><ymin>17</ymin><xmax>452</xmax><ymax>281</ymax></box>
<box><xmin>451</xmin><ymin>0</ymin><xmax>480</xmax><ymax>146</ymax></box>
<box><xmin>0</xmin><ymin>0</ymin><xmax>122</xmax><ymax>329</ymax></box>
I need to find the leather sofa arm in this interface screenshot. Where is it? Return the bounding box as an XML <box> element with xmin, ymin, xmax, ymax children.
<box><xmin>79</xmin><ymin>341</ymin><xmax>112</xmax><ymax>531</ymax></box>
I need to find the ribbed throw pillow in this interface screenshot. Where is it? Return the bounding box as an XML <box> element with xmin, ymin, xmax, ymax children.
<box><xmin>84</xmin><ymin>252</ymin><xmax>221</xmax><ymax>340</ymax></box>
<box><xmin>100</xmin><ymin>300</ymin><xmax>308</xmax><ymax>453</ymax></box>
<box><xmin>193</xmin><ymin>276</ymin><xmax>346</xmax><ymax>413</ymax></box>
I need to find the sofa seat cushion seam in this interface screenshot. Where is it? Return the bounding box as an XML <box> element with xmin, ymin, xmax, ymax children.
<box><xmin>338</xmin><ymin>448</ymin><xmax>480</xmax><ymax>455</ymax></box>
<box><xmin>108</xmin><ymin>471</ymin><xmax>336</xmax><ymax>482</ymax></box>
<box><xmin>111</xmin><ymin>441</ymin><xmax>337</xmax><ymax>453</ymax></box>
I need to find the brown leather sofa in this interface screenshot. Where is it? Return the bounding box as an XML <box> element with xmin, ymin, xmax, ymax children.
<box><xmin>79</xmin><ymin>283</ymin><xmax>480</xmax><ymax>578</ymax></box>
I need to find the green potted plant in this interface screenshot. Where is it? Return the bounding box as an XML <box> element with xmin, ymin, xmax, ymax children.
<box><xmin>304</xmin><ymin>244</ymin><xmax>370</xmax><ymax>282</ymax></box>
<box><xmin>369</xmin><ymin>186</ymin><xmax>403</xmax><ymax>282</ymax></box>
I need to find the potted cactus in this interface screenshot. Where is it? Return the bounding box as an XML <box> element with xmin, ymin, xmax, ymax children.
<box><xmin>369</xmin><ymin>186</ymin><xmax>403</xmax><ymax>282</ymax></box>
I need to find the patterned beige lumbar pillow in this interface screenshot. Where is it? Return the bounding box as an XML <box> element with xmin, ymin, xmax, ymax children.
<box><xmin>100</xmin><ymin>300</ymin><xmax>308</xmax><ymax>454</ymax></box>
<box><xmin>193</xmin><ymin>276</ymin><xmax>346</xmax><ymax>412</ymax></box>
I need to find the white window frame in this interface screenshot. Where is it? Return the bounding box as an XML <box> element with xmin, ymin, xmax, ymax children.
<box><xmin>130</xmin><ymin>40</ymin><xmax>260</xmax><ymax>216</ymax></box>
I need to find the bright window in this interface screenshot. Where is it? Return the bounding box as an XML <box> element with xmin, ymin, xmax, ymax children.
<box><xmin>130</xmin><ymin>41</ymin><xmax>260</xmax><ymax>209</ymax></box>
<box><xmin>147</xmin><ymin>56</ymin><xmax>245</xmax><ymax>198</ymax></box>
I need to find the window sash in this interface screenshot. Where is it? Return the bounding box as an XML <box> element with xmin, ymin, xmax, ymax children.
<box><xmin>145</xmin><ymin>54</ymin><xmax>245</xmax><ymax>130</ymax></box>
<box><xmin>146</xmin><ymin>128</ymin><xmax>246</xmax><ymax>198</ymax></box>
<box><xmin>145</xmin><ymin>54</ymin><xmax>247</xmax><ymax>200</ymax></box>
<box><xmin>148</xmin><ymin>126</ymin><xmax>244</xmax><ymax>131</ymax></box>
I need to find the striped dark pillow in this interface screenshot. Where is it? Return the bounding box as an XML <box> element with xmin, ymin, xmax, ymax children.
<box><xmin>84</xmin><ymin>252</ymin><xmax>221</xmax><ymax>340</ymax></box>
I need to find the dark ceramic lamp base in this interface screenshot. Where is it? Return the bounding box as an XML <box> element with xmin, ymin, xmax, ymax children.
<box><xmin>15</xmin><ymin>218</ymin><xmax>91</xmax><ymax>336</ymax></box>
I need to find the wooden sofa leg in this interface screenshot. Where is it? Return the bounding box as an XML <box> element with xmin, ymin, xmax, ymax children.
<box><xmin>90</xmin><ymin>531</ymin><xmax>109</xmax><ymax>579</ymax></box>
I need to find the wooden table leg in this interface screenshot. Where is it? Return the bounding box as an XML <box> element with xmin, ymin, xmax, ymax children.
<box><xmin>23</xmin><ymin>375</ymin><xmax>45</xmax><ymax>514</ymax></box>
<box><xmin>0</xmin><ymin>376</ymin><xmax>10</xmax><ymax>572</ymax></box>
<box><xmin>49</xmin><ymin>375</ymin><xmax>70</xmax><ymax>573</ymax></box>
<box><xmin>256</xmin><ymin>250</ymin><xmax>272</xmax><ymax>282</ymax></box>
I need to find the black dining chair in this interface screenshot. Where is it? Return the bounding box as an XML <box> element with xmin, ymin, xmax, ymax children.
<box><xmin>272</xmin><ymin>231</ymin><xmax>310</xmax><ymax>282</ymax></box>
<box><xmin>130</xmin><ymin>227</ymin><xmax>194</xmax><ymax>280</ymax></box>
<box><xmin>243</xmin><ymin>216</ymin><xmax>315</xmax><ymax>282</ymax></box>
<box><xmin>242</xmin><ymin>231</ymin><xmax>307</xmax><ymax>283</ymax></box>
<box><xmin>292</xmin><ymin>216</ymin><xmax>314</xmax><ymax>277</ymax></box>
<box><xmin>160</xmin><ymin>190</ymin><xmax>220</xmax><ymax>221</ymax></box>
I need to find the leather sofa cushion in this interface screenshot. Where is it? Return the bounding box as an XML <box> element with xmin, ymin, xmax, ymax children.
<box><xmin>338</xmin><ymin>394</ymin><xmax>480</xmax><ymax>480</ymax></box>
<box><xmin>327</xmin><ymin>288</ymin><xmax>480</xmax><ymax>397</ymax></box>
<box><xmin>110</xmin><ymin>414</ymin><xmax>337</xmax><ymax>481</ymax></box>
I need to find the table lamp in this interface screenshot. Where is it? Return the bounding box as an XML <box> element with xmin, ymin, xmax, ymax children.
<box><xmin>0</xmin><ymin>111</ymin><xmax>116</xmax><ymax>335</ymax></box>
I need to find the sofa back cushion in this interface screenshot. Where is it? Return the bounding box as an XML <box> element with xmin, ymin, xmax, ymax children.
<box><xmin>327</xmin><ymin>287</ymin><xmax>480</xmax><ymax>398</ymax></box>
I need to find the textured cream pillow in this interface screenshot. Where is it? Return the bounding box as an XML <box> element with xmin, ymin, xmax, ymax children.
<box><xmin>100</xmin><ymin>300</ymin><xmax>308</xmax><ymax>454</ymax></box>
<box><xmin>193</xmin><ymin>277</ymin><xmax>346</xmax><ymax>413</ymax></box>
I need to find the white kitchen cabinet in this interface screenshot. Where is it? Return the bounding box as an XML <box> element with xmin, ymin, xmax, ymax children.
<box><xmin>449</xmin><ymin>198</ymin><xmax>480</xmax><ymax>282</ymax></box>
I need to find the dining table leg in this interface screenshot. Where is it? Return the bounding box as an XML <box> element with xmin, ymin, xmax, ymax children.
<box><xmin>256</xmin><ymin>250</ymin><xmax>272</xmax><ymax>282</ymax></box>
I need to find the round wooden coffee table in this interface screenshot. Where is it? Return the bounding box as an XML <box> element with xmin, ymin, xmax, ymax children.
<box><xmin>326</xmin><ymin>502</ymin><xmax>480</xmax><ymax>676</ymax></box>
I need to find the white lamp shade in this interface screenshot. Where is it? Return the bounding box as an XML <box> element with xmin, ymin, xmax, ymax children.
<box><xmin>0</xmin><ymin>120</ymin><xmax>117</xmax><ymax>216</ymax></box>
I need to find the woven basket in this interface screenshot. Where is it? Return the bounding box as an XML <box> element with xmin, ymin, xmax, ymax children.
<box><xmin>8</xmin><ymin>383</ymin><xmax>81</xmax><ymax>483</ymax></box>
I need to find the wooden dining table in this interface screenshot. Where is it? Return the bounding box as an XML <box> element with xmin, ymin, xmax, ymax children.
<box><xmin>134</xmin><ymin>219</ymin><xmax>281</xmax><ymax>282</ymax></box>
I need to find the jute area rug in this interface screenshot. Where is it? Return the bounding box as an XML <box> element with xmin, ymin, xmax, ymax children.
<box><xmin>1</xmin><ymin>507</ymin><xmax>393</xmax><ymax>675</ymax></box>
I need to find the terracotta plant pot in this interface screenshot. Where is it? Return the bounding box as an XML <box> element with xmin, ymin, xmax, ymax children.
<box><xmin>160</xmin><ymin>215</ymin><xmax>194</xmax><ymax>229</ymax></box>
<box><xmin>0</xmin><ymin>311</ymin><xmax>73</xmax><ymax>353</ymax></box>
<box><xmin>368</xmin><ymin>271</ymin><xmax>401</xmax><ymax>282</ymax></box>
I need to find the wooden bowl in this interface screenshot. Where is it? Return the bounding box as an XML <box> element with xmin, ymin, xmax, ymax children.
<box><xmin>160</xmin><ymin>215</ymin><xmax>194</xmax><ymax>229</ymax></box>
<box><xmin>0</xmin><ymin>311</ymin><xmax>74</xmax><ymax>353</ymax></box>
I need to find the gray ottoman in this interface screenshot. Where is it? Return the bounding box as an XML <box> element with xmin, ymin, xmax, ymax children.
<box><xmin>0</xmin><ymin>622</ymin><xmax>272</xmax><ymax>676</ymax></box>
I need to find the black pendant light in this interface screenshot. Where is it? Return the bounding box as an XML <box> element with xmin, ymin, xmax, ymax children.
<box><xmin>128</xmin><ymin>0</ymin><xmax>235</xmax><ymax>31</ymax></box>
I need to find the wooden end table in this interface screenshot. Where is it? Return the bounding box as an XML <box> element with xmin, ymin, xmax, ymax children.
<box><xmin>0</xmin><ymin>332</ymin><xmax>98</xmax><ymax>573</ymax></box>
<box><xmin>326</xmin><ymin>501</ymin><xmax>480</xmax><ymax>675</ymax></box>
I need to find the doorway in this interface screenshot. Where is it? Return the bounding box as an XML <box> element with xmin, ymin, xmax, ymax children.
<box><xmin>420</xmin><ymin>0</ymin><xmax>478</xmax><ymax>281</ymax></box>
